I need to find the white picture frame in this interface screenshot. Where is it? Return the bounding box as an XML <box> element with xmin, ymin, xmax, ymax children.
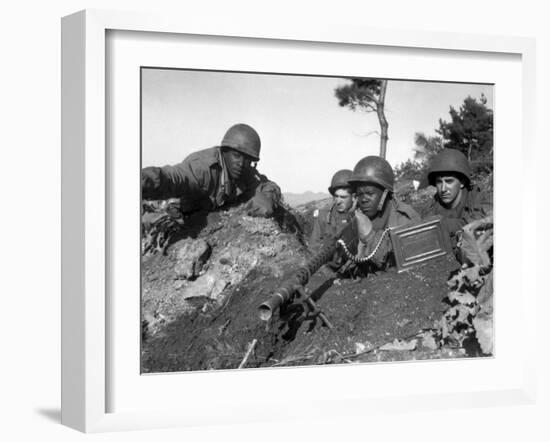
<box><xmin>61</xmin><ymin>9</ymin><xmax>537</xmax><ymax>433</ymax></box>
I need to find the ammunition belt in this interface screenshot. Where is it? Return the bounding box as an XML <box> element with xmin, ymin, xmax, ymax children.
<box><xmin>337</xmin><ymin>227</ymin><xmax>391</xmax><ymax>264</ymax></box>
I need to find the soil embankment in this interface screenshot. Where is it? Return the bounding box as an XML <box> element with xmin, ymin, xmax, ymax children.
<box><xmin>140</xmin><ymin>197</ymin><xmax>485</xmax><ymax>373</ymax></box>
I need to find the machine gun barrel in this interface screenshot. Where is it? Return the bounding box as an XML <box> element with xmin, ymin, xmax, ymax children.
<box><xmin>258</xmin><ymin>240</ymin><xmax>339</xmax><ymax>321</ymax></box>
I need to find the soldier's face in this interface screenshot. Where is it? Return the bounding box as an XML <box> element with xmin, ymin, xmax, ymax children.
<box><xmin>435</xmin><ymin>174</ymin><xmax>464</xmax><ymax>208</ymax></box>
<box><xmin>223</xmin><ymin>148</ymin><xmax>252</xmax><ymax>180</ymax></box>
<box><xmin>333</xmin><ymin>188</ymin><xmax>354</xmax><ymax>213</ymax></box>
<box><xmin>355</xmin><ymin>184</ymin><xmax>385</xmax><ymax>219</ymax></box>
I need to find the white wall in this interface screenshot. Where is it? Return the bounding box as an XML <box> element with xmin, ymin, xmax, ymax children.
<box><xmin>0</xmin><ymin>1</ymin><xmax>548</xmax><ymax>441</ymax></box>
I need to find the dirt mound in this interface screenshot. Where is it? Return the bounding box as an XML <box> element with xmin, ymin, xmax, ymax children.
<box><xmin>141</xmin><ymin>200</ymin><xmax>469</xmax><ymax>373</ymax></box>
<box><xmin>141</xmin><ymin>204</ymin><xmax>306</xmax><ymax>340</ymax></box>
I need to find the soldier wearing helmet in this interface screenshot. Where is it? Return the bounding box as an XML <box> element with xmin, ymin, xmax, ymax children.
<box><xmin>424</xmin><ymin>148</ymin><xmax>492</xmax><ymax>248</ymax></box>
<box><xmin>309</xmin><ymin>169</ymin><xmax>356</xmax><ymax>251</ymax></box>
<box><xmin>343</xmin><ymin>155</ymin><xmax>420</xmax><ymax>271</ymax></box>
<box><xmin>141</xmin><ymin>123</ymin><xmax>281</xmax><ymax>217</ymax></box>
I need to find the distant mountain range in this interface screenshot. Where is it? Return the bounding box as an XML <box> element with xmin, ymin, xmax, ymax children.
<box><xmin>283</xmin><ymin>191</ymin><xmax>331</xmax><ymax>208</ymax></box>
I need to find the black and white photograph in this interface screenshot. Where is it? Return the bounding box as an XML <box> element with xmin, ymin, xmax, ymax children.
<box><xmin>139</xmin><ymin>68</ymin><xmax>494</xmax><ymax>373</ymax></box>
<box><xmin>4</xmin><ymin>0</ymin><xmax>548</xmax><ymax>438</ymax></box>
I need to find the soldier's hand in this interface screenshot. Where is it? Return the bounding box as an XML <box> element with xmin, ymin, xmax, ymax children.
<box><xmin>245</xmin><ymin>195</ymin><xmax>274</xmax><ymax>218</ymax></box>
<box><xmin>354</xmin><ymin>209</ymin><xmax>373</xmax><ymax>243</ymax></box>
<box><xmin>350</xmin><ymin>195</ymin><xmax>358</xmax><ymax>212</ymax></box>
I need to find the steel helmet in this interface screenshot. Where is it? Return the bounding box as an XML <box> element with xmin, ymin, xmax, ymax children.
<box><xmin>221</xmin><ymin>123</ymin><xmax>261</xmax><ymax>161</ymax></box>
<box><xmin>348</xmin><ymin>156</ymin><xmax>394</xmax><ymax>191</ymax></box>
<box><xmin>427</xmin><ymin>148</ymin><xmax>472</xmax><ymax>187</ymax></box>
<box><xmin>328</xmin><ymin>169</ymin><xmax>353</xmax><ymax>195</ymax></box>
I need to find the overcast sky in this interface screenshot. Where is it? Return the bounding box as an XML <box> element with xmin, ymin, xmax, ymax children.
<box><xmin>142</xmin><ymin>69</ymin><xmax>493</xmax><ymax>194</ymax></box>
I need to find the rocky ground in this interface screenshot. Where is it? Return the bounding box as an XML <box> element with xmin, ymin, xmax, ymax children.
<box><xmin>141</xmin><ymin>191</ymin><xmax>493</xmax><ymax>373</ymax></box>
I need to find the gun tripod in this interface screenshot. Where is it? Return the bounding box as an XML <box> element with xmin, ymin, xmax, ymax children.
<box><xmin>293</xmin><ymin>286</ymin><xmax>334</xmax><ymax>330</ymax></box>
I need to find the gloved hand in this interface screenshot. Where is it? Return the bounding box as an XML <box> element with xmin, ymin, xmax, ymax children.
<box><xmin>245</xmin><ymin>193</ymin><xmax>274</xmax><ymax>218</ymax></box>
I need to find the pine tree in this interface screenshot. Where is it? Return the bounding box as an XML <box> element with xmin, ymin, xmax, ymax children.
<box><xmin>335</xmin><ymin>78</ymin><xmax>389</xmax><ymax>158</ymax></box>
<box><xmin>437</xmin><ymin>94</ymin><xmax>493</xmax><ymax>171</ymax></box>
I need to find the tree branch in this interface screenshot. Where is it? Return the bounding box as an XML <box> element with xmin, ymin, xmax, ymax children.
<box><xmin>353</xmin><ymin>130</ymin><xmax>380</xmax><ymax>138</ymax></box>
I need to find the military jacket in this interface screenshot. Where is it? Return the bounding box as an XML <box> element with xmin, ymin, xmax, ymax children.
<box><xmin>141</xmin><ymin>146</ymin><xmax>281</xmax><ymax>216</ymax></box>
<box><xmin>309</xmin><ymin>204</ymin><xmax>352</xmax><ymax>251</ymax></box>
<box><xmin>357</xmin><ymin>199</ymin><xmax>421</xmax><ymax>270</ymax></box>
<box><xmin>334</xmin><ymin>199</ymin><xmax>420</xmax><ymax>272</ymax></box>
<box><xmin>422</xmin><ymin>187</ymin><xmax>492</xmax><ymax>248</ymax></box>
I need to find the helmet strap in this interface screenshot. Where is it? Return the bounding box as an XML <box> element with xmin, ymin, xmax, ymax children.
<box><xmin>377</xmin><ymin>189</ymin><xmax>389</xmax><ymax>212</ymax></box>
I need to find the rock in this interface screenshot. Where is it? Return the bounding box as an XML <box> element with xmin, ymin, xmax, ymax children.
<box><xmin>219</xmin><ymin>257</ymin><xmax>232</xmax><ymax>266</ymax></box>
<box><xmin>174</xmin><ymin>280</ymin><xmax>186</xmax><ymax>290</ymax></box>
<box><xmin>179</xmin><ymin>273</ymin><xmax>229</xmax><ymax>300</ymax></box>
<box><xmin>421</xmin><ymin>332</ymin><xmax>439</xmax><ymax>350</ymax></box>
<box><xmin>206</xmin><ymin>212</ymin><xmax>222</xmax><ymax>225</ymax></box>
<box><xmin>172</xmin><ymin>238</ymin><xmax>211</xmax><ymax>280</ymax></box>
<box><xmin>211</xmin><ymin>279</ymin><xmax>229</xmax><ymax>299</ymax></box>
<box><xmin>379</xmin><ymin>339</ymin><xmax>417</xmax><ymax>351</ymax></box>
<box><xmin>473</xmin><ymin>315</ymin><xmax>493</xmax><ymax>355</ymax></box>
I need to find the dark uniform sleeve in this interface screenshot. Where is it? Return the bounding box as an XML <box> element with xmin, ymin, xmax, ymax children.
<box><xmin>141</xmin><ymin>160</ymin><xmax>209</xmax><ymax>201</ymax></box>
<box><xmin>327</xmin><ymin>222</ymin><xmax>359</xmax><ymax>271</ymax></box>
<box><xmin>464</xmin><ymin>189</ymin><xmax>493</xmax><ymax>223</ymax></box>
<box><xmin>425</xmin><ymin>189</ymin><xmax>493</xmax><ymax>253</ymax></box>
<box><xmin>455</xmin><ymin>189</ymin><xmax>493</xmax><ymax>264</ymax></box>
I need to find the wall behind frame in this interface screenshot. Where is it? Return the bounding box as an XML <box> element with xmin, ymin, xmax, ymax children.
<box><xmin>0</xmin><ymin>0</ymin><xmax>548</xmax><ymax>441</ymax></box>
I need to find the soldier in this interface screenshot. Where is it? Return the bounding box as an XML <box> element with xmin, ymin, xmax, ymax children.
<box><xmin>141</xmin><ymin>123</ymin><xmax>281</xmax><ymax>218</ymax></box>
<box><xmin>309</xmin><ymin>169</ymin><xmax>355</xmax><ymax>250</ymax></box>
<box><xmin>339</xmin><ymin>155</ymin><xmax>421</xmax><ymax>271</ymax></box>
<box><xmin>424</xmin><ymin>148</ymin><xmax>492</xmax><ymax>249</ymax></box>
<box><xmin>257</xmin><ymin>158</ymin><xmax>421</xmax><ymax>321</ymax></box>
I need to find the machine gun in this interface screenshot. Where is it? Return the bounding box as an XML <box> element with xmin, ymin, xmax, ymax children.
<box><xmin>258</xmin><ymin>226</ymin><xmax>358</xmax><ymax>328</ymax></box>
<box><xmin>258</xmin><ymin>216</ymin><xmax>452</xmax><ymax>328</ymax></box>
